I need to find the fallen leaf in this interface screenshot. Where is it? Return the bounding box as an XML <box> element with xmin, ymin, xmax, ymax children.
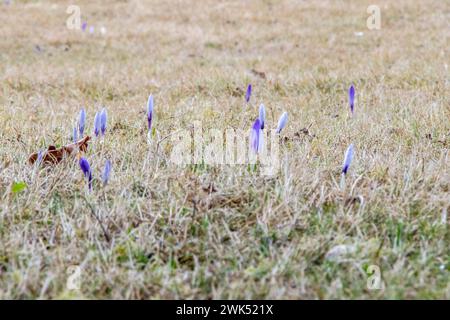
<box><xmin>28</xmin><ymin>136</ymin><xmax>91</xmax><ymax>165</ymax></box>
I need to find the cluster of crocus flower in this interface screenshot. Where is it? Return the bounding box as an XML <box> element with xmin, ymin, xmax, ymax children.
<box><xmin>245</xmin><ymin>81</ymin><xmax>290</xmax><ymax>154</ymax></box>
<box><xmin>73</xmin><ymin>94</ymin><xmax>156</xmax><ymax>189</ymax></box>
<box><xmin>67</xmin><ymin>85</ymin><xmax>359</xmax><ymax>191</ymax></box>
<box><xmin>249</xmin><ymin>101</ymin><xmax>288</xmax><ymax>154</ymax></box>
<box><xmin>93</xmin><ymin>108</ymin><xmax>107</xmax><ymax>137</ymax></box>
<box><xmin>73</xmin><ymin>106</ymin><xmax>112</xmax><ymax>190</ymax></box>
<box><xmin>80</xmin><ymin>22</ymin><xmax>106</xmax><ymax>35</ymax></box>
<box><xmin>78</xmin><ymin>157</ymin><xmax>112</xmax><ymax>190</ymax></box>
<box><xmin>246</xmin><ymin>84</ymin><xmax>354</xmax><ymax>181</ymax></box>
<box><xmin>74</xmin><ymin>93</ymin><xmax>157</xmax><ymax>189</ymax></box>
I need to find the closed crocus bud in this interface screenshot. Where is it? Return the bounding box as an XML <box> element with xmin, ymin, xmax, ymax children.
<box><xmin>102</xmin><ymin>160</ymin><xmax>111</xmax><ymax>186</ymax></box>
<box><xmin>73</xmin><ymin>126</ymin><xmax>78</xmax><ymax>143</ymax></box>
<box><xmin>93</xmin><ymin>111</ymin><xmax>101</xmax><ymax>137</ymax></box>
<box><xmin>349</xmin><ymin>85</ymin><xmax>355</xmax><ymax>114</ymax></box>
<box><xmin>37</xmin><ymin>150</ymin><xmax>44</xmax><ymax>164</ymax></box>
<box><xmin>342</xmin><ymin>144</ymin><xmax>354</xmax><ymax>175</ymax></box>
<box><xmin>259</xmin><ymin>104</ymin><xmax>266</xmax><ymax>130</ymax></box>
<box><xmin>79</xmin><ymin>108</ymin><xmax>86</xmax><ymax>137</ymax></box>
<box><xmin>250</xmin><ymin>118</ymin><xmax>263</xmax><ymax>154</ymax></box>
<box><xmin>79</xmin><ymin>157</ymin><xmax>92</xmax><ymax>190</ymax></box>
<box><xmin>147</xmin><ymin>94</ymin><xmax>154</xmax><ymax>131</ymax></box>
<box><xmin>276</xmin><ymin>112</ymin><xmax>288</xmax><ymax>134</ymax></box>
<box><xmin>245</xmin><ymin>84</ymin><xmax>252</xmax><ymax>103</ymax></box>
<box><xmin>100</xmin><ymin>108</ymin><xmax>107</xmax><ymax>135</ymax></box>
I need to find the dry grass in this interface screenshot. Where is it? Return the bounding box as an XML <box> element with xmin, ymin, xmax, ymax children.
<box><xmin>0</xmin><ymin>0</ymin><xmax>449</xmax><ymax>299</ymax></box>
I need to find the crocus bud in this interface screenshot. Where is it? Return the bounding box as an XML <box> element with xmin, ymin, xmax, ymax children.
<box><xmin>100</xmin><ymin>108</ymin><xmax>107</xmax><ymax>136</ymax></box>
<box><xmin>147</xmin><ymin>94</ymin><xmax>154</xmax><ymax>131</ymax></box>
<box><xmin>37</xmin><ymin>150</ymin><xmax>44</xmax><ymax>164</ymax></box>
<box><xmin>79</xmin><ymin>157</ymin><xmax>92</xmax><ymax>190</ymax></box>
<box><xmin>79</xmin><ymin>108</ymin><xmax>86</xmax><ymax>137</ymax></box>
<box><xmin>259</xmin><ymin>104</ymin><xmax>266</xmax><ymax>130</ymax></box>
<box><xmin>73</xmin><ymin>126</ymin><xmax>78</xmax><ymax>143</ymax></box>
<box><xmin>250</xmin><ymin>118</ymin><xmax>263</xmax><ymax>154</ymax></box>
<box><xmin>349</xmin><ymin>85</ymin><xmax>355</xmax><ymax>114</ymax></box>
<box><xmin>342</xmin><ymin>144</ymin><xmax>354</xmax><ymax>175</ymax></box>
<box><xmin>276</xmin><ymin>112</ymin><xmax>288</xmax><ymax>134</ymax></box>
<box><xmin>245</xmin><ymin>84</ymin><xmax>252</xmax><ymax>103</ymax></box>
<box><xmin>102</xmin><ymin>160</ymin><xmax>111</xmax><ymax>186</ymax></box>
<box><xmin>93</xmin><ymin>111</ymin><xmax>101</xmax><ymax>137</ymax></box>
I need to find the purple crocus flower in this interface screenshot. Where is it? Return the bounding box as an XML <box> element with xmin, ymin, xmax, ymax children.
<box><xmin>93</xmin><ymin>111</ymin><xmax>101</xmax><ymax>137</ymax></box>
<box><xmin>37</xmin><ymin>150</ymin><xmax>44</xmax><ymax>164</ymax></box>
<box><xmin>276</xmin><ymin>112</ymin><xmax>288</xmax><ymax>134</ymax></box>
<box><xmin>102</xmin><ymin>160</ymin><xmax>111</xmax><ymax>185</ymax></box>
<box><xmin>342</xmin><ymin>144</ymin><xmax>354</xmax><ymax>175</ymax></box>
<box><xmin>81</xmin><ymin>21</ymin><xmax>87</xmax><ymax>32</ymax></box>
<box><xmin>100</xmin><ymin>108</ymin><xmax>107</xmax><ymax>135</ymax></box>
<box><xmin>73</xmin><ymin>126</ymin><xmax>78</xmax><ymax>143</ymax></box>
<box><xmin>259</xmin><ymin>104</ymin><xmax>266</xmax><ymax>130</ymax></box>
<box><xmin>79</xmin><ymin>157</ymin><xmax>92</xmax><ymax>190</ymax></box>
<box><xmin>245</xmin><ymin>84</ymin><xmax>252</xmax><ymax>103</ymax></box>
<box><xmin>147</xmin><ymin>94</ymin><xmax>154</xmax><ymax>131</ymax></box>
<box><xmin>349</xmin><ymin>85</ymin><xmax>355</xmax><ymax>114</ymax></box>
<box><xmin>78</xmin><ymin>108</ymin><xmax>86</xmax><ymax>137</ymax></box>
<box><xmin>250</xmin><ymin>118</ymin><xmax>263</xmax><ymax>154</ymax></box>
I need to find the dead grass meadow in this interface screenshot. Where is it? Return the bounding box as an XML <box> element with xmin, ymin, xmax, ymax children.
<box><xmin>0</xmin><ymin>0</ymin><xmax>449</xmax><ymax>299</ymax></box>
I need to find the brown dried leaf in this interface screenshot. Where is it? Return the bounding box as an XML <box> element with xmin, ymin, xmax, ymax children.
<box><xmin>28</xmin><ymin>136</ymin><xmax>91</xmax><ymax>165</ymax></box>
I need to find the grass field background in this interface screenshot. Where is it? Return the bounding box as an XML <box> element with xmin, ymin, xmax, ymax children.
<box><xmin>0</xmin><ymin>0</ymin><xmax>449</xmax><ymax>299</ymax></box>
